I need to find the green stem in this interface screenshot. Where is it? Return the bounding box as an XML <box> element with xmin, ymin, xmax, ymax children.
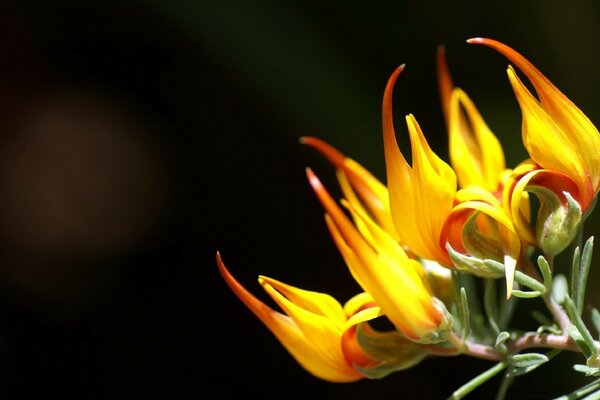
<box><xmin>448</xmin><ymin>361</ymin><xmax>508</xmax><ymax>400</ymax></box>
<box><xmin>448</xmin><ymin>333</ymin><xmax>504</xmax><ymax>361</ymax></box>
<box><xmin>509</xmin><ymin>333</ymin><xmax>579</xmax><ymax>353</ymax></box>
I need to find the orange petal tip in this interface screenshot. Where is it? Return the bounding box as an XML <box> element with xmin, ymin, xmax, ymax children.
<box><xmin>301</xmin><ymin>136</ymin><xmax>346</xmax><ymax>167</ymax></box>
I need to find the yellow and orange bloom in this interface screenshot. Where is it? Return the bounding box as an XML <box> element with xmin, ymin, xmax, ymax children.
<box><xmin>217</xmin><ymin>37</ymin><xmax>600</xmax><ymax>385</ymax></box>
<box><xmin>470</xmin><ymin>37</ymin><xmax>600</xmax><ymax>254</ymax></box>
<box><xmin>217</xmin><ymin>253</ymin><xmax>378</xmax><ymax>382</ymax></box>
<box><xmin>382</xmin><ymin>65</ymin><xmax>457</xmax><ymax>266</ymax></box>
<box><xmin>437</xmin><ymin>46</ymin><xmax>506</xmax><ymax>192</ymax></box>
<box><xmin>307</xmin><ymin>169</ymin><xmax>453</xmax><ymax>343</ymax></box>
<box><xmin>436</xmin><ymin>48</ymin><xmax>527</xmax><ymax>295</ymax></box>
<box><xmin>216</xmin><ymin>253</ymin><xmax>428</xmax><ymax>382</ymax></box>
<box><xmin>300</xmin><ymin>136</ymin><xmax>399</xmax><ymax>242</ymax></box>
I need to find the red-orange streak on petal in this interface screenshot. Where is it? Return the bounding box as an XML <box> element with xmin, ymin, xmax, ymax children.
<box><xmin>436</xmin><ymin>46</ymin><xmax>454</xmax><ymax>126</ymax></box>
<box><xmin>468</xmin><ymin>37</ymin><xmax>597</xmax><ymax>208</ymax></box>
<box><xmin>300</xmin><ymin>136</ymin><xmax>346</xmax><ymax>169</ymax></box>
<box><xmin>439</xmin><ymin>208</ymin><xmax>470</xmax><ymax>255</ymax></box>
<box><xmin>341</xmin><ymin>326</ymin><xmax>378</xmax><ymax>369</ymax></box>
<box><xmin>216</xmin><ymin>252</ymin><xmax>283</xmax><ymax>327</ymax></box>
<box><xmin>382</xmin><ymin>65</ymin><xmax>410</xmax><ymax>175</ymax></box>
<box><xmin>301</xmin><ymin>136</ymin><xmax>382</xmax><ymax>212</ymax></box>
<box><xmin>527</xmin><ymin>170</ymin><xmax>581</xmax><ymax>207</ymax></box>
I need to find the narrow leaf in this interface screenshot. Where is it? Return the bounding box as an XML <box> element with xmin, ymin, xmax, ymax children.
<box><xmin>448</xmin><ymin>361</ymin><xmax>508</xmax><ymax>400</ymax></box>
<box><xmin>576</xmin><ymin>237</ymin><xmax>594</xmax><ymax>315</ymax></box>
<box><xmin>591</xmin><ymin>307</ymin><xmax>600</xmax><ymax>337</ymax></box>
<box><xmin>495</xmin><ymin>331</ymin><xmax>510</xmax><ymax>353</ymax></box>
<box><xmin>459</xmin><ymin>287</ymin><xmax>470</xmax><ymax>341</ymax></box>
<box><xmin>552</xmin><ymin>378</ymin><xmax>600</xmax><ymax>400</ymax></box>
<box><xmin>574</xmin><ymin>364</ymin><xmax>600</xmax><ymax>377</ymax></box>
<box><xmin>512</xmin><ymin>353</ymin><xmax>549</xmax><ymax>368</ymax></box>
<box><xmin>511</xmin><ymin>290</ymin><xmax>543</xmax><ymax>299</ymax></box>
<box><xmin>484</xmin><ymin>279</ymin><xmax>500</xmax><ymax>335</ymax></box>
<box><xmin>537</xmin><ymin>255</ymin><xmax>552</xmax><ymax>290</ymax></box>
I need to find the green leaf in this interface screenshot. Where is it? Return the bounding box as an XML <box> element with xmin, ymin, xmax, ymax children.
<box><xmin>511</xmin><ymin>349</ymin><xmax>561</xmax><ymax>378</ymax></box>
<box><xmin>591</xmin><ymin>308</ymin><xmax>600</xmax><ymax>337</ymax></box>
<box><xmin>495</xmin><ymin>331</ymin><xmax>510</xmax><ymax>349</ymax></box>
<box><xmin>459</xmin><ymin>287</ymin><xmax>470</xmax><ymax>341</ymax></box>
<box><xmin>512</xmin><ymin>353</ymin><xmax>549</xmax><ymax>368</ymax></box>
<box><xmin>447</xmin><ymin>361</ymin><xmax>508</xmax><ymax>400</ymax></box>
<box><xmin>565</xmin><ymin>295</ymin><xmax>599</xmax><ymax>364</ymax></box>
<box><xmin>537</xmin><ymin>255</ymin><xmax>553</xmax><ymax>290</ymax></box>
<box><xmin>553</xmin><ymin>378</ymin><xmax>600</xmax><ymax>400</ymax></box>
<box><xmin>483</xmin><ymin>259</ymin><xmax>546</xmax><ymax>293</ymax></box>
<box><xmin>511</xmin><ymin>290</ymin><xmax>543</xmax><ymax>299</ymax></box>
<box><xmin>568</xmin><ymin>325</ymin><xmax>594</xmax><ymax>360</ymax></box>
<box><xmin>576</xmin><ymin>237</ymin><xmax>594</xmax><ymax>315</ymax></box>
<box><xmin>574</xmin><ymin>364</ymin><xmax>600</xmax><ymax>377</ymax></box>
<box><xmin>484</xmin><ymin>279</ymin><xmax>500</xmax><ymax>335</ymax></box>
<box><xmin>572</xmin><ymin>245</ymin><xmax>582</xmax><ymax>304</ymax></box>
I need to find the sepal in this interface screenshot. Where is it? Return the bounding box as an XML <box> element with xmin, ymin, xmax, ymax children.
<box><xmin>446</xmin><ymin>242</ymin><xmax>503</xmax><ymax>278</ymax></box>
<box><xmin>354</xmin><ymin>323</ymin><xmax>428</xmax><ymax>379</ymax></box>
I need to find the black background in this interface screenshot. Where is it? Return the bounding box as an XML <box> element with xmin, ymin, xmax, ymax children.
<box><xmin>0</xmin><ymin>1</ymin><xmax>598</xmax><ymax>399</ymax></box>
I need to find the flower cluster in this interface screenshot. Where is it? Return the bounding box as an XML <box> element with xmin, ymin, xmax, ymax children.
<box><xmin>216</xmin><ymin>38</ymin><xmax>600</xmax><ymax>390</ymax></box>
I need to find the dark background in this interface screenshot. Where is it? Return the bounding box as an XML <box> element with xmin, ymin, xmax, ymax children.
<box><xmin>0</xmin><ymin>1</ymin><xmax>598</xmax><ymax>398</ymax></box>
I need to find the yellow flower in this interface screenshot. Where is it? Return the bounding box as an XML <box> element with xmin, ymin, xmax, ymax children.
<box><xmin>382</xmin><ymin>65</ymin><xmax>457</xmax><ymax>266</ymax></box>
<box><xmin>300</xmin><ymin>136</ymin><xmax>399</xmax><ymax>242</ymax></box>
<box><xmin>441</xmin><ymin>186</ymin><xmax>522</xmax><ymax>296</ymax></box>
<box><xmin>216</xmin><ymin>252</ymin><xmax>381</xmax><ymax>382</ymax></box>
<box><xmin>437</xmin><ymin>46</ymin><xmax>506</xmax><ymax>192</ymax></box>
<box><xmin>469</xmin><ymin>37</ymin><xmax>600</xmax><ymax>212</ymax></box>
<box><xmin>307</xmin><ymin>169</ymin><xmax>452</xmax><ymax>343</ymax></box>
<box><xmin>436</xmin><ymin>48</ymin><xmax>524</xmax><ymax>295</ymax></box>
<box><xmin>470</xmin><ymin>38</ymin><xmax>600</xmax><ymax>254</ymax></box>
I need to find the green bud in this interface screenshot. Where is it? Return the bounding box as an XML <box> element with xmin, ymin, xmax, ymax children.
<box><xmin>536</xmin><ymin>191</ymin><xmax>582</xmax><ymax>256</ymax></box>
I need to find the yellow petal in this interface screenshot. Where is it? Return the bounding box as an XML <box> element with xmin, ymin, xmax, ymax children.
<box><xmin>259</xmin><ymin>275</ymin><xmax>347</xmax><ymax>329</ymax></box>
<box><xmin>507</xmin><ymin>66</ymin><xmax>589</xmax><ymax>204</ymax></box>
<box><xmin>216</xmin><ymin>253</ymin><xmax>362</xmax><ymax>382</ymax></box>
<box><xmin>469</xmin><ymin>37</ymin><xmax>600</xmax><ymax>208</ymax></box>
<box><xmin>382</xmin><ymin>67</ymin><xmax>456</xmax><ymax>265</ymax></box>
<box><xmin>259</xmin><ymin>278</ymin><xmax>357</xmax><ymax>378</ymax></box>
<box><xmin>448</xmin><ymin>88</ymin><xmax>505</xmax><ymax>190</ymax></box>
<box><xmin>301</xmin><ymin>136</ymin><xmax>398</xmax><ymax>241</ymax></box>
<box><xmin>307</xmin><ymin>169</ymin><xmax>445</xmax><ymax>341</ymax></box>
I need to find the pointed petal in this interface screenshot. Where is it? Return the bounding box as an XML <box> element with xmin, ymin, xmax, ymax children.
<box><xmin>259</xmin><ymin>275</ymin><xmax>347</xmax><ymax>328</ymax></box>
<box><xmin>382</xmin><ymin>68</ymin><xmax>455</xmax><ymax>265</ymax></box>
<box><xmin>448</xmin><ymin>88</ymin><xmax>505</xmax><ymax>190</ymax></box>
<box><xmin>302</xmin><ymin>136</ymin><xmax>398</xmax><ymax>240</ymax></box>
<box><xmin>436</xmin><ymin>45</ymin><xmax>453</xmax><ymax>126</ymax></box>
<box><xmin>307</xmin><ymin>169</ymin><xmax>444</xmax><ymax>341</ymax></box>
<box><xmin>216</xmin><ymin>253</ymin><xmax>362</xmax><ymax>382</ymax></box>
<box><xmin>506</xmin><ymin>66</ymin><xmax>591</xmax><ymax>206</ymax></box>
<box><xmin>470</xmin><ymin>37</ymin><xmax>600</xmax><ymax>206</ymax></box>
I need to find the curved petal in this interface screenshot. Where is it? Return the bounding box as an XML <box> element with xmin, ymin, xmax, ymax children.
<box><xmin>216</xmin><ymin>253</ymin><xmax>363</xmax><ymax>382</ymax></box>
<box><xmin>469</xmin><ymin>37</ymin><xmax>600</xmax><ymax>208</ymax></box>
<box><xmin>382</xmin><ymin>65</ymin><xmax>456</xmax><ymax>266</ymax></box>
<box><xmin>448</xmin><ymin>88</ymin><xmax>505</xmax><ymax>190</ymax></box>
<box><xmin>302</xmin><ymin>136</ymin><xmax>399</xmax><ymax>241</ymax></box>
<box><xmin>307</xmin><ymin>169</ymin><xmax>448</xmax><ymax>342</ymax></box>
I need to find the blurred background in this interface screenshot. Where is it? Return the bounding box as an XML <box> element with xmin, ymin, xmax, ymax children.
<box><xmin>0</xmin><ymin>0</ymin><xmax>598</xmax><ymax>398</ymax></box>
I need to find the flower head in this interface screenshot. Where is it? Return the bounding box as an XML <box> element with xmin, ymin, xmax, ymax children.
<box><xmin>382</xmin><ymin>65</ymin><xmax>457</xmax><ymax>266</ymax></box>
<box><xmin>307</xmin><ymin>169</ymin><xmax>453</xmax><ymax>343</ymax></box>
<box><xmin>217</xmin><ymin>253</ymin><xmax>428</xmax><ymax>382</ymax></box>
<box><xmin>216</xmin><ymin>253</ymin><xmax>379</xmax><ymax>382</ymax></box>
<box><xmin>469</xmin><ymin>37</ymin><xmax>600</xmax><ymax>254</ymax></box>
